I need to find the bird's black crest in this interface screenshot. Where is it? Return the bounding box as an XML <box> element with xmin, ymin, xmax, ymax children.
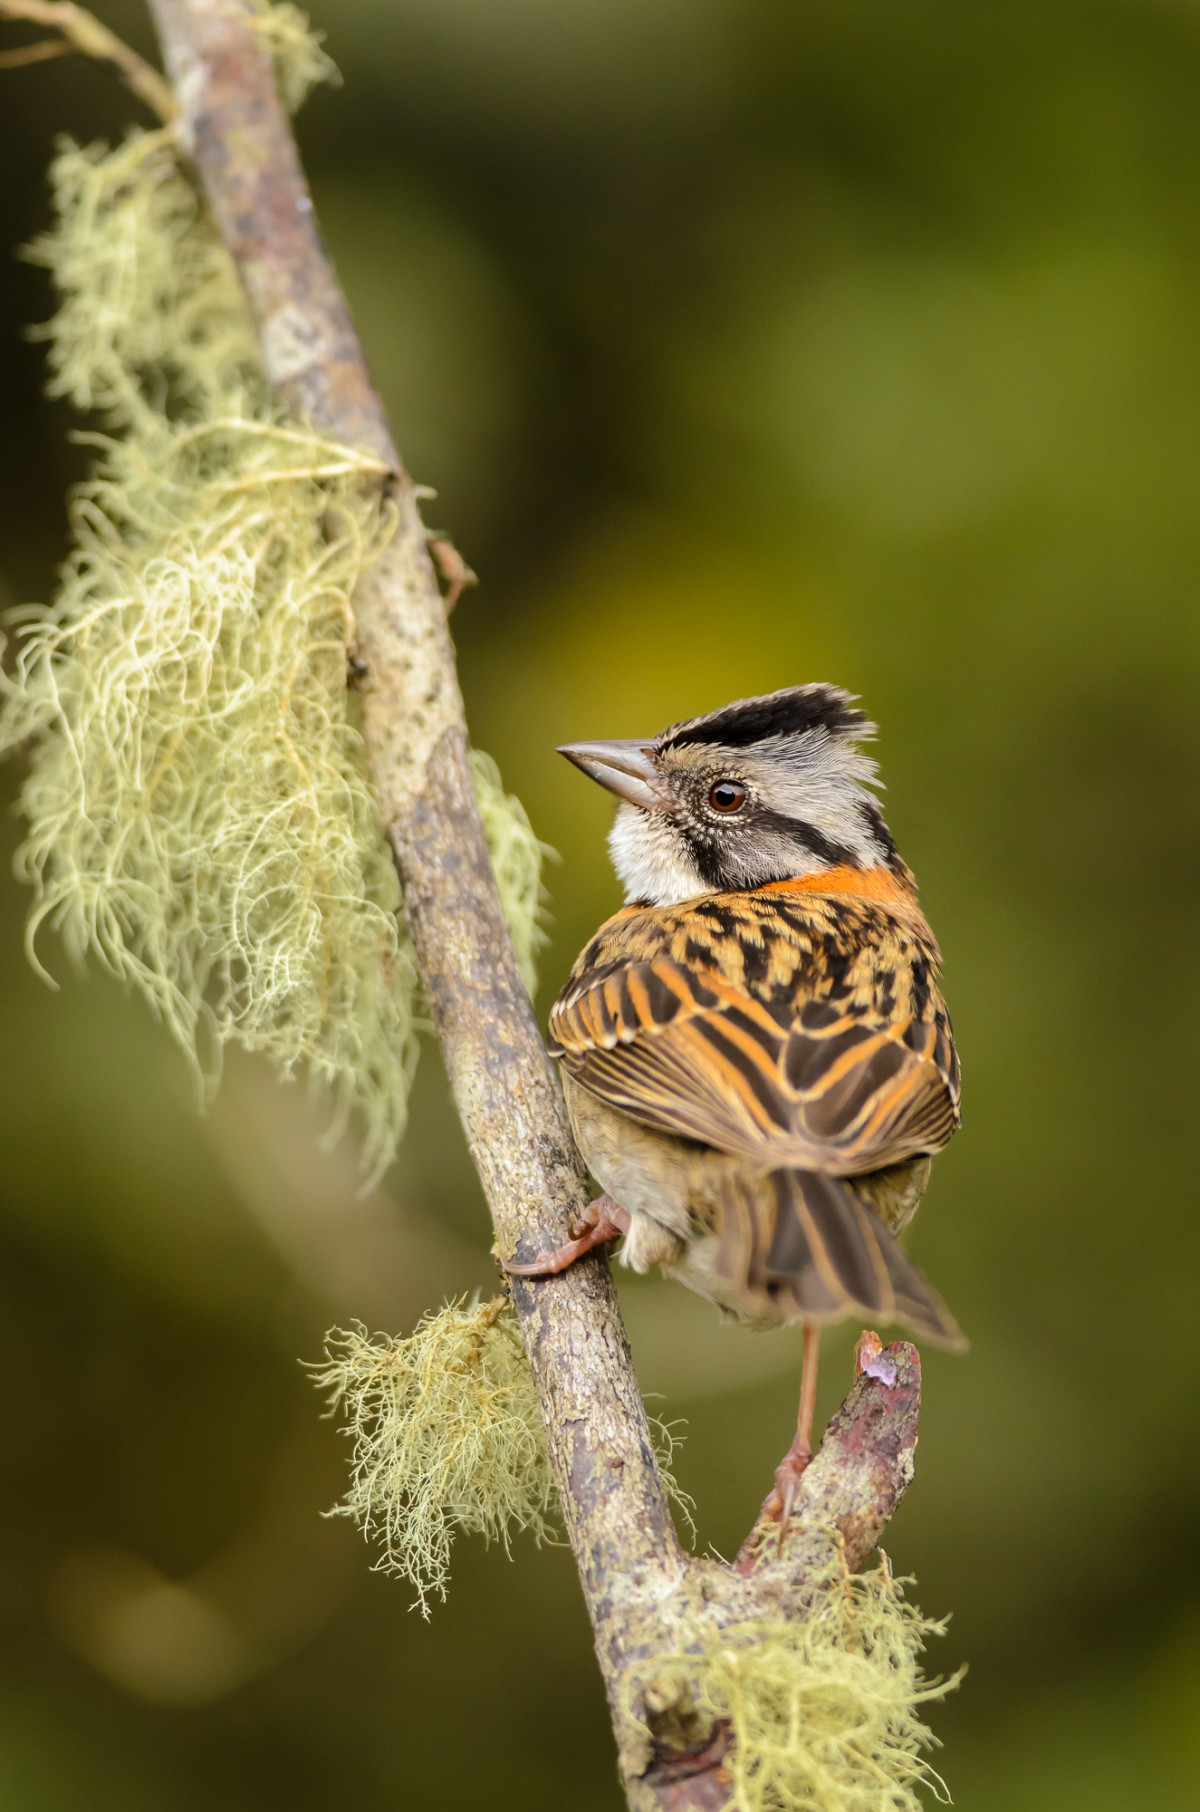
<box><xmin>657</xmin><ymin>685</ymin><xmax>871</xmax><ymax>752</ymax></box>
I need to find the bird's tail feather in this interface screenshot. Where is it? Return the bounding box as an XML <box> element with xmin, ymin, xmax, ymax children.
<box><xmin>717</xmin><ymin>1167</ymin><xmax>965</xmax><ymax>1349</ymax></box>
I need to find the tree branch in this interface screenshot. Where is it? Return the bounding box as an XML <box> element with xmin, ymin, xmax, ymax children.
<box><xmin>146</xmin><ymin>0</ymin><xmax>688</xmax><ymax>1735</ymax></box>
<box><xmin>140</xmin><ymin>6</ymin><xmax>926</xmax><ymax>1803</ymax></box>
<box><xmin>735</xmin><ymin>1339</ymin><xmax>921</xmax><ymax>1581</ymax></box>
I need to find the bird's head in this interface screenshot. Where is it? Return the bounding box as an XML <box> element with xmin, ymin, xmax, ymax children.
<box><xmin>559</xmin><ymin>684</ymin><xmax>905</xmax><ymax>905</ymax></box>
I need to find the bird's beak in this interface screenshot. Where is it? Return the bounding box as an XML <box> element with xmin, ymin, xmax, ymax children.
<box><xmin>556</xmin><ymin>739</ymin><xmax>671</xmax><ymax>812</ymax></box>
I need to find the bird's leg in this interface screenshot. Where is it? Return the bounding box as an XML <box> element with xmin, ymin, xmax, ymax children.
<box><xmin>766</xmin><ymin>1323</ymin><xmax>822</xmax><ymax>1534</ymax></box>
<box><xmin>504</xmin><ymin>1194</ymin><xmax>631</xmax><ymax>1276</ymax></box>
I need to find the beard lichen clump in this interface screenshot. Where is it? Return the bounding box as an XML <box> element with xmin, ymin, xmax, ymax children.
<box><xmin>469</xmin><ymin>747</ymin><xmax>549</xmax><ymax>995</ymax></box>
<box><xmin>630</xmin><ymin>1563</ymin><xmax>957</xmax><ymax>1812</ymax></box>
<box><xmin>315</xmin><ymin>1297</ymin><xmax>693</xmax><ymax>1614</ymax></box>
<box><xmin>314</xmin><ymin>1299</ymin><xmax>559</xmax><ymax>1615</ymax></box>
<box><xmin>0</xmin><ymin>123</ymin><xmax>547</xmax><ymax>1179</ymax></box>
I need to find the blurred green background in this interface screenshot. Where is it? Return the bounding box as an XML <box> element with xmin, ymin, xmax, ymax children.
<box><xmin>2</xmin><ymin>1</ymin><xmax>1199</xmax><ymax>1806</ymax></box>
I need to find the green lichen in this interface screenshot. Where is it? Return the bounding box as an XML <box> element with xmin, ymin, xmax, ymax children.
<box><xmin>313</xmin><ymin>1300</ymin><xmax>558</xmax><ymax>1615</ymax></box>
<box><xmin>314</xmin><ymin>1298</ymin><xmax>692</xmax><ymax>1614</ymax></box>
<box><xmin>246</xmin><ymin>0</ymin><xmax>340</xmax><ymax>112</ymax></box>
<box><xmin>628</xmin><ymin>1560</ymin><xmax>959</xmax><ymax>1812</ymax></box>
<box><xmin>0</xmin><ymin>107</ymin><xmax>547</xmax><ymax>1179</ymax></box>
<box><xmin>470</xmin><ymin>748</ymin><xmax>552</xmax><ymax>995</ymax></box>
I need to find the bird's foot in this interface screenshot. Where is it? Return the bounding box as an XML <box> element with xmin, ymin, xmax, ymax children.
<box><xmin>764</xmin><ymin>1436</ymin><xmax>813</xmax><ymax>1542</ymax></box>
<box><xmin>762</xmin><ymin>1321</ymin><xmax>822</xmax><ymax>1545</ymax></box>
<box><xmin>504</xmin><ymin>1195</ymin><xmax>631</xmax><ymax>1276</ymax></box>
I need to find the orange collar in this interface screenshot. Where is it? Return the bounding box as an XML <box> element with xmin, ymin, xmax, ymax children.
<box><xmin>760</xmin><ymin>865</ymin><xmax>917</xmax><ymax>908</ymax></box>
<box><xmin>604</xmin><ymin>864</ymin><xmax>919</xmax><ymax>923</ymax></box>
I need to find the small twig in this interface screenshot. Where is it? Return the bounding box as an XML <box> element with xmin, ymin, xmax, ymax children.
<box><xmin>0</xmin><ymin>0</ymin><xmax>176</xmax><ymax>121</ymax></box>
<box><xmin>216</xmin><ymin>460</ymin><xmax>394</xmax><ymax>493</ymax></box>
<box><xmin>0</xmin><ymin>33</ymin><xmax>72</xmax><ymax>65</ymax></box>
<box><xmin>428</xmin><ymin>534</ymin><xmax>477</xmax><ymax>614</ymax></box>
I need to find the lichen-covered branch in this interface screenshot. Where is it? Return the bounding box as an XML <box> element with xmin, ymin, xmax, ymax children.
<box><xmin>146</xmin><ymin>0</ymin><xmax>689</xmax><ymax>1742</ymax></box>
<box><xmin>736</xmin><ymin>1341</ymin><xmax>922</xmax><ymax>1582</ymax></box>
<box><xmin>140</xmin><ymin>6</ymin><xmax>934</xmax><ymax>1805</ymax></box>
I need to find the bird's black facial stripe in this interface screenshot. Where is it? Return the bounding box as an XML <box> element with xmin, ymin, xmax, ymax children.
<box><xmin>658</xmin><ymin>685</ymin><xmax>867</xmax><ymax>752</ymax></box>
<box><xmin>684</xmin><ymin>807</ymin><xmax>860</xmax><ymax>889</ymax></box>
<box><xmin>688</xmin><ymin>836</ymin><xmax>730</xmax><ymax>892</ymax></box>
<box><xmin>755</xmin><ymin>810</ymin><xmax>861</xmax><ymax>869</ymax></box>
<box><xmin>746</xmin><ymin>815</ymin><xmax>859</xmax><ymax>869</ymax></box>
<box><xmin>858</xmin><ymin>799</ymin><xmax>903</xmax><ymax>872</ymax></box>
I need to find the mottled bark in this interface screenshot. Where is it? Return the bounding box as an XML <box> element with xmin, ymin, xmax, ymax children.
<box><xmin>142</xmin><ymin>6</ymin><xmax>926</xmax><ymax>1804</ymax></box>
<box><xmin>736</xmin><ymin>1341</ymin><xmax>921</xmax><ymax>1582</ymax></box>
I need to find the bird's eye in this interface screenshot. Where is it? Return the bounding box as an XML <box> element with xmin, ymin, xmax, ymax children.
<box><xmin>709</xmin><ymin>780</ymin><xmax>747</xmax><ymax>814</ymax></box>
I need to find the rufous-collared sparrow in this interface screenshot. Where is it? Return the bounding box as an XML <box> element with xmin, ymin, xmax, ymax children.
<box><xmin>510</xmin><ymin>685</ymin><xmax>964</xmax><ymax>1513</ymax></box>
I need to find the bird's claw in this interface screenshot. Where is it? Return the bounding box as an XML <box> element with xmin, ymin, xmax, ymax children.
<box><xmin>766</xmin><ymin>1444</ymin><xmax>812</xmax><ymax>1548</ymax></box>
<box><xmin>503</xmin><ymin>1195</ymin><xmax>630</xmax><ymax>1277</ymax></box>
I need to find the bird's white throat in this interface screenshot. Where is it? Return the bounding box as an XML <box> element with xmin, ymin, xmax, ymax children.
<box><xmin>609</xmin><ymin>804</ymin><xmax>710</xmax><ymax>905</ymax></box>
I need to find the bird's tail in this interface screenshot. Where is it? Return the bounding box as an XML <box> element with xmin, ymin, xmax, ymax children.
<box><xmin>717</xmin><ymin>1167</ymin><xmax>965</xmax><ymax>1349</ymax></box>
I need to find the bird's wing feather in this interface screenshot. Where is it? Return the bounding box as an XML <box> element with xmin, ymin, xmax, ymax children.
<box><xmin>549</xmin><ymin>947</ymin><xmax>957</xmax><ymax>1175</ymax></box>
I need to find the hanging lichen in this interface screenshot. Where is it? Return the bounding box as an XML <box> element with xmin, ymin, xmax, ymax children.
<box><xmin>470</xmin><ymin>748</ymin><xmax>551</xmax><ymax>995</ymax></box>
<box><xmin>627</xmin><ymin>1558</ymin><xmax>959</xmax><ymax>1812</ymax></box>
<box><xmin>314</xmin><ymin>1298</ymin><xmax>692</xmax><ymax>1615</ymax></box>
<box><xmin>245</xmin><ymin>0</ymin><xmax>340</xmax><ymax>111</ymax></box>
<box><xmin>313</xmin><ymin>1300</ymin><xmax>556</xmax><ymax>1615</ymax></box>
<box><xmin>0</xmin><ymin>38</ymin><xmax>547</xmax><ymax>1180</ymax></box>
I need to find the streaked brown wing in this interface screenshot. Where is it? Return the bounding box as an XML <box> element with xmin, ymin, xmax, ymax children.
<box><xmin>548</xmin><ymin>953</ymin><xmax>957</xmax><ymax>1176</ymax></box>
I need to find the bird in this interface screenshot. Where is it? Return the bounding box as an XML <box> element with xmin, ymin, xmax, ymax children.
<box><xmin>508</xmin><ymin>684</ymin><xmax>964</xmax><ymax>1519</ymax></box>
